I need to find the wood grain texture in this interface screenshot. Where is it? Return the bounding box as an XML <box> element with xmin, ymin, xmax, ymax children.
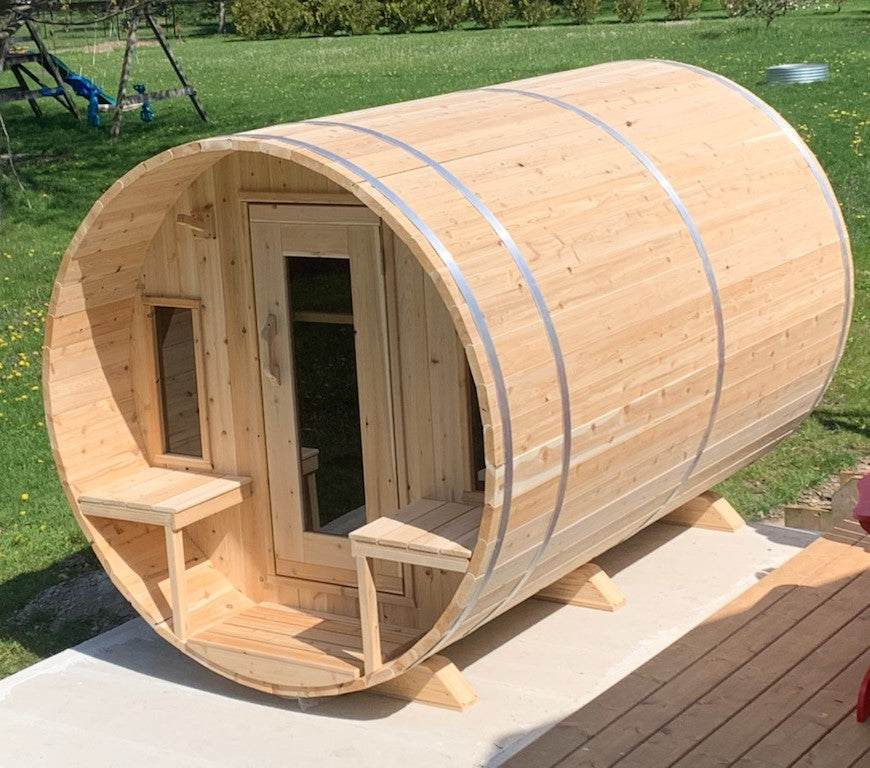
<box><xmin>373</xmin><ymin>654</ymin><xmax>478</xmax><ymax>711</ymax></box>
<box><xmin>663</xmin><ymin>491</ymin><xmax>746</xmax><ymax>532</ymax></box>
<box><xmin>535</xmin><ymin>563</ymin><xmax>626</xmax><ymax>612</ymax></box>
<box><xmin>45</xmin><ymin>61</ymin><xmax>851</xmax><ymax>698</ymax></box>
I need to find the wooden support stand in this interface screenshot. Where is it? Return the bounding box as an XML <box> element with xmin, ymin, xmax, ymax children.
<box><xmin>535</xmin><ymin>562</ymin><xmax>626</xmax><ymax>611</ymax></box>
<box><xmin>110</xmin><ymin>7</ymin><xmax>207</xmax><ymax>139</ymax></box>
<box><xmin>662</xmin><ymin>491</ymin><xmax>745</xmax><ymax>532</ymax></box>
<box><xmin>373</xmin><ymin>655</ymin><xmax>478</xmax><ymax>711</ymax></box>
<box><xmin>0</xmin><ymin>20</ymin><xmax>79</xmax><ymax>118</ymax></box>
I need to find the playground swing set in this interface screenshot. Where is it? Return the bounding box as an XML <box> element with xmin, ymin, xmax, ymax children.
<box><xmin>0</xmin><ymin>1</ymin><xmax>206</xmax><ymax>138</ymax></box>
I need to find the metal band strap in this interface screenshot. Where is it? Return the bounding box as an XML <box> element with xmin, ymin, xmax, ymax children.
<box><xmin>237</xmin><ymin>130</ymin><xmax>514</xmax><ymax>653</ymax></box>
<box><xmin>653</xmin><ymin>59</ymin><xmax>853</xmax><ymax>408</ymax></box>
<box><xmin>306</xmin><ymin>119</ymin><xmax>572</xmax><ymax>646</ymax></box>
<box><xmin>484</xmin><ymin>86</ymin><xmax>725</xmax><ymax>531</ymax></box>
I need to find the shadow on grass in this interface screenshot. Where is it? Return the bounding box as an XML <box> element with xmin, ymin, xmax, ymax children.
<box><xmin>814</xmin><ymin>409</ymin><xmax>870</xmax><ymax>441</ymax></box>
<box><xmin>0</xmin><ymin>546</ymin><xmax>134</xmax><ymax>677</ymax></box>
<box><xmin>697</xmin><ymin>24</ymin><xmax>758</xmax><ymax>40</ymax></box>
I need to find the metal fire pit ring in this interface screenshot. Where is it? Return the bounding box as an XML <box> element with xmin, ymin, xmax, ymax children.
<box><xmin>766</xmin><ymin>62</ymin><xmax>829</xmax><ymax>85</ymax></box>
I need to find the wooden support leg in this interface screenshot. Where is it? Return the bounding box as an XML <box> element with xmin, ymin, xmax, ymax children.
<box><xmin>144</xmin><ymin>12</ymin><xmax>208</xmax><ymax>123</ymax></box>
<box><xmin>373</xmin><ymin>655</ymin><xmax>478</xmax><ymax>711</ymax></box>
<box><xmin>164</xmin><ymin>527</ymin><xmax>188</xmax><ymax>642</ymax></box>
<box><xmin>25</xmin><ymin>19</ymin><xmax>79</xmax><ymax>118</ymax></box>
<box><xmin>10</xmin><ymin>65</ymin><xmax>41</xmax><ymax>117</ymax></box>
<box><xmin>534</xmin><ymin>562</ymin><xmax>626</xmax><ymax>611</ymax></box>
<box><xmin>111</xmin><ymin>9</ymin><xmax>139</xmax><ymax>140</ymax></box>
<box><xmin>662</xmin><ymin>491</ymin><xmax>745</xmax><ymax>532</ymax></box>
<box><xmin>356</xmin><ymin>556</ymin><xmax>382</xmax><ymax>675</ymax></box>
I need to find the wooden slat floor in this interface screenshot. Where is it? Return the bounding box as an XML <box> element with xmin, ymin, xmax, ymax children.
<box><xmin>506</xmin><ymin>518</ymin><xmax>870</xmax><ymax>768</ymax></box>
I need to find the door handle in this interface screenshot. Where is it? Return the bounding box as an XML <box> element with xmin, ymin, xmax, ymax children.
<box><xmin>260</xmin><ymin>314</ymin><xmax>280</xmax><ymax>385</ymax></box>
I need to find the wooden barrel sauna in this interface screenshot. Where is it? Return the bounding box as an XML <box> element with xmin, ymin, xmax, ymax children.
<box><xmin>45</xmin><ymin>60</ymin><xmax>852</xmax><ymax>698</ymax></box>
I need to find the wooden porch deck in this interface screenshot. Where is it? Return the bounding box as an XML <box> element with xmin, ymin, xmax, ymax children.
<box><xmin>506</xmin><ymin>518</ymin><xmax>870</xmax><ymax>768</ymax></box>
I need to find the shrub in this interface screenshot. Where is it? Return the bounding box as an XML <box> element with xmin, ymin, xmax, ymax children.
<box><xmin>718</xmin><ymin>0</ymin><xmax>808</xmax><ymax>22</ymax></box>
<box><xmin>614</xmin><ymin>0</ymin><xmax>646</xmax><ymax>21</ymax></box>
<box><xmin>469</xmin><ymin>0</ymin><xmax>513</xmax><ymax>27</ymax></box>
<box><xmin>305</xmin><ymin>0</ymin><xmax>342</xmax><ymax>34</ymax></box>
<box><xmin>742</xmin><ymin>0</ymin><xmax>806</xmax><ymax>25</ymax></box>
<box><xmin>563</xmin><ymin>0</ymin><xmax>600</xmax><ymax>22</ymax></box>
<box><xmin>515</xmin><ymin>0</ymin><xmax>554</xmax><ymax>26</ymax></box>
<box><xmin>382</xmin><ymin>0</ymin><xmax>426</xmax><ymax>31</ymax></box>
<box><xmin>661</xmin><ymin>0</ymin><xmax>700</xmax><ymax>18</ymax></box>
<box><xmin>719</xmin><ymin>0</ymin><xmax>746</xmax><ymax>15</ymax></box>
<box><xmin>341</xmin><ymin>0</ymin><xmax>382</xmax><ymax>33</ymax></box>
<box><xmin>424</xmin><ymin>0</ymin><xmax>470</xmax><ymax>29</ymax></box>
<box><xmin>232</xmin><ymin>0</ymin><xmax>308</xmax><ymax>38</ymax></box>
<box><xmin>305</xmin><ymin>0</ymin><xmax>381</xmax><ymax>35</ymax></box>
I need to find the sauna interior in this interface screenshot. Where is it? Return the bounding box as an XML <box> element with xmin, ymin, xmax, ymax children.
<box><xmin>45</xmin><ymin>61</ymin><xmax>852</xmax><ymax>700</ymax></box>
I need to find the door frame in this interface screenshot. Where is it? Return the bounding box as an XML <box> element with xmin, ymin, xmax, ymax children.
<box><xmin>249</xmin><ymin>202</ymin><xmax>403</xmax><ymax>591</ymax></box>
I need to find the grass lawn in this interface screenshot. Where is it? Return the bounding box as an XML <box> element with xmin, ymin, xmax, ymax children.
<box><xmin>0</xmin><ymin>3</ymin><xmax>868</xmax><ymax>678</ymax></box>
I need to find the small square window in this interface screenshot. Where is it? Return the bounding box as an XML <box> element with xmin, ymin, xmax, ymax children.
<box><xmin>143</xmin><ymin>298</ymin><xmax>210</xmax><ymax>467</ymax></box>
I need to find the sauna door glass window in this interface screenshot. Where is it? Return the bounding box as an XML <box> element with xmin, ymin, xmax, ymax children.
<box><xmin>143</xmin><ymin>298</ymin><xmax>210</xmax><ymax>467</ymax></box>
<box><xmin>250</xmin><ymin>203</ymin><xmax>401</xmax><ymax>589</ymax></box>
<box><xmin>288</xmin><ymin>256</ymin><xmax>365</xmax><ymax>532</ymax></box>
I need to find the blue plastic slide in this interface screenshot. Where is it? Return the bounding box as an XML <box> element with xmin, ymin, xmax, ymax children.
<box><xmin>47</xmin><ymin>54</ymin><xmax>115</xmax><ymax>106</ymax></box>
<box><xmin>45</xmin><ymin>54</ymin><xmax>115</xmax><ymax>126</ymax></box>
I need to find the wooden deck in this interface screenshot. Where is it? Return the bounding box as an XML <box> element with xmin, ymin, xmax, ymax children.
<box><xmin>507</xmin><ymin>518</ymin><xmax>870</xmax><ymax>768</ymax></box>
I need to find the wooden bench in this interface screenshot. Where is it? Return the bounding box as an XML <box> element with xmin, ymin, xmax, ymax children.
<box><xmin>349</xmin><ymin>499</ymin><xmax>482</xmax><ymax>674</ymax></box>
<box><xmin>78</xmin><ymin>467</ymin><xmax>252</xmax><ymax>641</ymax></box>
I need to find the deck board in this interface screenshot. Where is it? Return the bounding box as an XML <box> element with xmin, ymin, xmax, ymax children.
<box><xmin>506</xmin><ymin>518</ymin><xmax>870</xmax><ymax>768</ymax></box>
<box><xmin>790</xmin><ymin>712</ymin><xmax>870</xmax><ymax>768</ymax></box>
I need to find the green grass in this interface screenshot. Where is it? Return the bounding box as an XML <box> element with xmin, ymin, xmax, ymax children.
<box><xmin>1</xmin><ymin>5</ymin><xmax>868</xmax><ymax>677</ymax></box>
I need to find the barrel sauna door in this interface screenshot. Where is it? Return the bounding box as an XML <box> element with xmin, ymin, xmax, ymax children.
<box><xmin>249</xmin><ymin>203</ymin><xmax>403</xmax><ymax>591</ymax></box>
